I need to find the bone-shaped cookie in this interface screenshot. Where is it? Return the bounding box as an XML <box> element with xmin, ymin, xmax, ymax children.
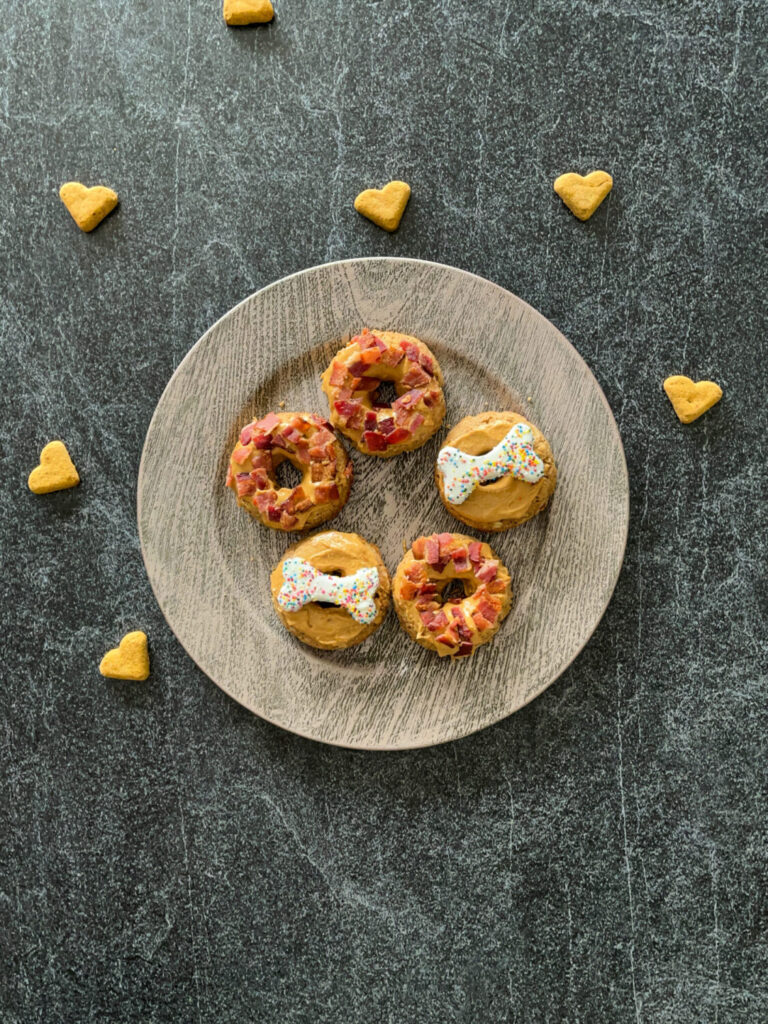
<box><xmin>277</xmin><ymin>557</ymin><xmax>379</xmax><ymax>624</ymax></box>
<box><xmin>437</xmin><ymin>423</ymin><xmax>545</xmax><ymax>504</ymax></box>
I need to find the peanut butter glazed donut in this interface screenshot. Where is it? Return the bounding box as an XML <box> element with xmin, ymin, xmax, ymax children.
<box><xmin>394</xmin><ymin>532</ymin><xmax>512</xmax><ymax>658</ymax></box>
<box><xmin>321</xmin><ymin>329</ymin><xmax>445</xmax><ymax>456</ymax></box>
<box><xmin>270</xmin><ymin>531</ymin><xmax>391</xmax><ymax>650</ymax></box>
<box><xmin>226</xmin><ymin>412</ymin><xmax>352</xmax><ymax>531</ymax></box>
<box><xmin>435</xmin><ymin>411</ymin><xmax>557</xmax><ymax>531</ymax></box>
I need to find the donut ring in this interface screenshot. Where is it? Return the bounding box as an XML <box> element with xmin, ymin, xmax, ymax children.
<box><xmin>393</xmin><ymin>532</ymin><xmax>512</xmax><ymax>658</ymax></box>
<box><xmin>270</xmin><ymin>531</ymin><xmax>391</xmax><ymax>650</ymax></box>
<box><xmin>321</xmin><ymin>329</ymin><xmax>446</xmax><ymax>457</ymax></box>
<box><xmin>226</xmin><ymin>411</ymin><xmax>352</xmax><ymax>531</ymax></box>
<box><xmin>435</xmin><ymin>411</ymin><xmax>557</xmax><ymax>531</ymax></box>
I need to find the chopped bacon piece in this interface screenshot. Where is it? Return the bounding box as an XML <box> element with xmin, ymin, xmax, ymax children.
<box><xmin>336</xmin><ymin>386</ymin><xmax>354</xmax><ymax>400</ymax></box>
<box><xmin>452</xmin><ymin>555</ymin><xmax>470</xmax><ymax>573</ymax></box>
<box><xmin>310</xmin><ymin>462</ymin><xmax>325</xmax><ymax>482</ymax></box>
<box><xmin>295</xmin><ymin>499</ymin><xmax>313</xmax><ymax>512</ymax></box>
<box><xmin>400</xmin><ymin>581</ymin><xmax>419</xmax><ymax>600</ymax></box>
<box><xmin>250</xmin><ymin>468</ymin><xmax>271</xmax><ymax>490</ymax></box>
<box><xmin>280</xmin><ymin>511</ymin><xmax>298</xmax><ymax>528</ymax></box>
<box><xmin>353</xmin><ymin>329</ymin><xmax>379</xmax><ymax>350</ymax></box>
<box><xmin>411</xmin><ymin>537</ymin><xmax>426</xmax><ymax>559</ymax></box>
<box><xmin>348</xmin><ymin>408</ymin><xmax>365</xmax><ymax>431</ymax></box>
<box><xmin>476</xmin><ymin>598</ymin><xmax>499</xmax><ymax>624</ymax></box>
<box><xmin>404</xmin><ymin>562</ymin><xmax>426</xmax><ymax>583</ymax></box>
<box><xmin>472</xmin><ymin>610</ymin><xmax>493</xmax><ymax>631</ymax></box>
<box><xmin>425</xmin><ymin>535</ymin><xmax>440</xmax><ymax>565</ymax></box>
<box><xmin>399</xmin><ymin>340</ymin><xmax>421</xmax><ymax>362</ymax></box>
<box><xmin>271</xmin><ymin>432</ymin><xmax>291</xmax><ymax>450</ymax></box>
<box><xmin>468</xmin><ymin>542</ymin><xmax>483</xmax><ymax>565</ymax></box>
<box><xmin>232</xmin><ymin>445</ymin><xmax>251</xmax><ymax>464</ymax></box>
<box><xmin>314</xmin><ymin>481</ymin><xmax>339</xmax><ymax>502</ymax></box>
<box><xmin>419</xmin><ymin>351</ymin><xmax>435</xmax><ymax>375</ymax></box>
<box><xmin>254</xmin><ymin>412</ymin><xmax>280</xmax><ymax>433</ymax></box>
<box><xmin>308</xmin><ymin>413</ymin><xmax>332</xmax><ymax>429</ymax></box>
<box><xmin>363</xmin><ymin>431</ymin><xmax>388</xmax><ymax>452</ymax></box>
<box><xmin>239</xmin><ymin>424</ymin><xmax>253</xmax><ymax>445</ymax></box>
<box><xmin>476</xmin><ymin>560</ymin><xmax>498</xmax><ymax>583</ymax></box>
<box><xmin>225</xmin><ymin>465</ymin><xmax>233</xmax><ymax>487</ymax></box>
<box><xmin>334</xmin><ymin>399</ymin><xmax>362</xmax><ymax>424</ymax></box>
<box><xmin>409</xmin><ymin>413</ymin><xmax>425</xmax><ymax>431</ymax></box>
<box><xmin>381</xmin><ymin>345</ymin><xmax>405</xmax><ymax>366</ymax></box>
<box><xmin>267</xmin><ymin>504</ymin><xmax>282</xmax><ymax>522</ymax></box>
<box><xmin>394</xmin><ymin>404</ymin><xmax>410</xmax><ymax>426</ymax></box>
<box><xmin>401</xmin><ymin>365</ymin><xmax>431</xmax><ymax>389</ymax></box>
<box><xmin>295</xmin><ymin>440</ymin><xmax>310</xmax><ymax>465</ymax></box>
<box><xmin>436</xmin><ymin>629</ymin><xmax>459</xmax><ymax>649</ymax></box>
<box><xmin>251</xmin><ymin>431</ymin><xmax>273</xmax><ymax>450</ymax></box>
<box><xmin>311</xmin><ymin>428</ymin><xmax>335</xmax><ymax>447</ymax></box>
<box><xmin>350</xmin><ymin>349</ymin><xmax>381</xmax><ymax>372</ymax></box>
<box><xmin>423</xmin><ymin>389</ymin><xmax>441</xmax><ymax>408</ymax></box>
<box><xmin>438</xmin><ymin>533</ymin><xmax>454</xmax><ymax>560</ymax></box>
<box><xmin>322</xmin><ymin>459</ymin><xmax>337</xmax><ymax>480</ymax></box>
<box><xmin>419</xmin><ymin>582</ymin><xmax>438</xmax><ymax>595</ymax></box>
<box><xmin>288</xmin><ymin>416</ymin><xmax>308</xmax><ymax>434</ymax></box>
<box><xmin>283</xmin><ymin>427</ymin><xmax>302</xmax><ymax>443</ymax></box>
<box><xmin>427</xmin><ymin>609</ymin><xmax>448</xmax><ymax>632</ymax></box>
<box><xmin>378</xmin><ymin>417</ymin><xmax>395</xmax><ymax>435</ymax></box>
<box><xmin>235</xmin><ymin>473</ymin><xmax>255</xmax><ymax>497</ymax></box>
<box><xmin>415</xmin><ymin>596</ymin><xmax>440</xmax><ymax>611</ymax></box>
<box><xmin>385</xmin><ymin>427</ymin><xmax>410</xmax><ymax>445</ymax></box>
<box><xmin>291</xmin><ymin>486</ymin><xmax>307</xmax><ymax>503</ymax></box>
<box><xmin>457</xmin><ymin>642</ymin><xmax>474</xmax><ymax>657</ymax></box>
<box><xmin>392</xmin><ymin>390</ymin><xmax>422</xmax><ymax>411</ymax></box>
<box><xmin>353</xmin><ymin>376</ymin><xmax>380</xmax><ymax>393</ymax></box>
<box><xmin>364</xmin><ymin>410</ymin><xmax>378</xmax><ymax>431</ymax></box>
<box><xmin>329</xmin><ymin>361</ymin><xmax>348</xmax><ymax>387</ymax></box>
<box><xmin>419</xmin><ymin>610</ymin><xmax>435</xmax><ymax>628</ymax></box>
<box><xmin>255</xmin><ymin>490</ymin><xmax>278</xmax><ymax>513</ymax></box>
<box><xmin>487</xmin><ymin>579</ymin><xmax>507</xmax><ymax>594</ymax></box>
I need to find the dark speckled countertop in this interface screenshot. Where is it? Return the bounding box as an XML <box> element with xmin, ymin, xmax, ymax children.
<box><xmin>1</xmin><ymin>1</ymin><xmax>766</xmax><ymax>1021</ymax></box>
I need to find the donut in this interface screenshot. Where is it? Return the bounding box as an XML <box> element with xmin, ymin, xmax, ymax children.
<box><xmin>270</xmin><ymin>531</ymin><xmax>391</xmax><ymax>650</ymax></box>
<box><xmin>435</xmin><ymin>411</ymin><xmax>557</xmax><ymax>531</ymax></box>
<box><xmin>394</xmin><ymin>533</ymin><xmax>512</xmax><ymax>658</ymax></box>
<box><xmin>321</xmin><ymin>328</ymin><xmax>446</xmax><ymax>457</ymax></box>
<box><xmin>226</xmin><ymin>411</ymin><xmax>352</xmax><ymax>531</ymax></box>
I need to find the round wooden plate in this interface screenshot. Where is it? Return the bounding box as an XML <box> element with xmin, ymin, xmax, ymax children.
<box><xmin>138</xmin><ymin>258</ymin><xmax>629</xmax><ymax>750</ymax></box>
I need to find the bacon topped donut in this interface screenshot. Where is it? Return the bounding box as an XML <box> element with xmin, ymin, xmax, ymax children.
<box><xmin>321</xmin><ymin>329</ymin><xmax>446</xmax><ymax>457</ymax></box>
<box><xmin>393</xmin><ymin>532</ymin><xmax>513</xmax><ymax>658</ymax></box>
<box><xmin>226</xmin><ymin>411</ymin><xmax>352</xmax><ymax>531</ymax></box>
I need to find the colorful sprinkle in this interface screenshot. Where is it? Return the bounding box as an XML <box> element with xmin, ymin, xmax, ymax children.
<box><xmin>277</xmin><ymin>557</ymin><xmax>379</xmax><ymax>624</ymax></box>
<box><xmin>436</xmin><ymin>423</ymin><xmax>545</xmax><ymax>505</ymax></box>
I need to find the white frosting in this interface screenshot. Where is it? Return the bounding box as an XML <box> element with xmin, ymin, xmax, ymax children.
<box><xmin>277</xmin><ymin>557</ymin><xmax>379</xmax><ymax>624</ymax></box>
<box><xmin>436</xmin><ymin>423</ymin><xmax>545</xmax><ymax>504</ymax></box>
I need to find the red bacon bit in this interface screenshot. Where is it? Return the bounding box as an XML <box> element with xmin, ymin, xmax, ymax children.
<box><xmin>419</xmin><ymin>610</ymin><xmax>435</xmax><ymax>628</ymax></box>
<box><xmin>419</xmin><ymin>582</ymin><xmax>438</xmax><ymax>595</ymax></box>
<box><xmin>400</xmin><ymin>581</ymin><xmax>420</xmax><ymax>600</ymax></box>
<box><xmin>291</xmin><ymin>486</ymin><xmax>307</xmax><ymax>503</ymax></box>
<box><xmin>385</xmin><ymin>427</ymin><xmax>411</xmax><ymax>445</ymax></box>
<box><xmin>315</xmin><ymin>481</ymin><xmax>340</xmax><ymax>502</ymax></box>
<box><xmin>468</xmin><ymin>542</ymin><xmax>483</xmax><ymax>565</ymax></box>
<box><xmin>476</xmin><ymin>560</ymin><xmax>498</xmax><ymax>583</ymax></box>
<box><xmin>271</xmin><ymin>432</ymin><xmax>290</xmax><ymax>450</ymax></box>
<box><xmin>353</xmin><ymin>329</ymin><xmax>376</xmax><ymax>350</ymax></box>
<box><xmin>310</xmin><ymin>463</ymin><xmax>324</xmax><ymax>482</ymax></box>
<box><xmin>363</xmin><ymin>431</ymin><xmax>388</xmax><ymax>452</ymax></box>
<box><xmin>394</xmin><ymin>404</ymin><xmax>410</xmax><ymax>426</ymax></box>
<box><xmin>250</xmin><ymin>468</ymin><xmax>271</xmax><ymax>490</ymax></box>
<box><xmin>423</xmin><ymin>390</ymin><xmax>441</xmax><ymax>408</ymax></box>
<box><xmin>415</xmin><ymin>596</ymin><xmax>440</xmax><ymax>611</ymax></box>
<box><xmin>353</xmin><ymin>377</ymin><xmax>380</xmax><ymax>393</ymax></box>
<box><xmin>235</xmin><ymin>474</ymin><xmax>255</xmax><ymax>497</ymax></box>
<box><xmin>323</xmin><ymin>459</ymin><xmax>337</xmax><ymax>480</ymax></box>
<box><xmin>378</xmin><ymin>417</ymin><xmax>395</xmax><ymax>435</ymax></box>
<box><xmin>239</xmin><ymin>424</ymin><xmax>253</xmax><ymax>445</ymax></box>
<box><xmin>329</xmin><ymin>361</ymin><xmax>348</xmax><ymax>387</ymax></box>
<box><xmin>334</xmin><ymin>399</ymin><xmax>362</xmax><ymax>424</ymax></box>
<box><xmin>295</xmin><ymin>440</ymin><xmax>310</xmax><ymax>464</ymax></box>
<box><xmin>311</xmin><ymin>427</ymin><xmax>335</xmax><ymax>447</ymax></box>
<box><xmin>251</xmin><ymin>431</ymin><xmax>273</xmax><ymax>450</ymax></box>
<box><xmin>409</xmin><ymin>413</ymin><xmax>425</xmax><ymax>431</ymax></box>
<box><xmin>254</xmin><ymin>412</ymin><xmax>280</xmax><ymax>433</ymax></box>
<box><xmin>364</xmin><ymin>410</ymin><xmax>378</xmax><ymax>431</ymax></box>
<box><xmin>295</xmin><ymin>498</ymin><xmax>313</xmax><ymax>512</ymax></box>
<box><xmin>393</xmin><ymin>390</ymin><xmax>422</xmax><ymax>411</ymax></box>
<box><xmin>280</xmin><ymin>511</ymin><xmax>298</xmax><ymax>528</ymax></box>
<box><xmin>267</xmin><ymin>504</ymin><xmax>282</xmax><ymax>522</ymax></box>
<box><xmin>401</xmin><ymin>365</ymin><xmax>431</xmax><ymax>389</ymax></box>
<box><xmin>451</xmin><ymin>547</ymin><xmax>470</xmax><ymax>572</ymax></box>
<box><xmin>427</xmin><ymin>609</ymin><xmax>449</xmax><ymax>632</ymax></box>
<box><xmin>438</xmin><ymin>533</ymin><xmax>454</xmax><ymax>560</ymax></box>
<box><xmin>472</xmin><ymin>610</ymin><xmax>493</xmax><ymax>631</ymax></box>
<box><xmin>411</xmin><ymin>537</ymin><xmax>426</xmax><ymax>559</ymax></box>
<box><xmin>457</xmin><ymin>642</ymin><xmax>474</xmax><ymax>657</ymax></box>
<box><xmin>284</xmin><ymin>427</ymin><xmax>302</xmax><ymax>443</ymax></box>
<box><xmin>436</xmin><ymin>629</ymin><xmax>459</xmax><ymax>649</ymax></box>
<box><xmin>255</xmin><ymin>490</ymin><xmax>278</xmax><ymax>513</ymax></box>
<box><xmin>399</xmin><ymin>340</ymin><xmax>421</xmax><ymax>362</ymax></box>
<box><xmin>232</xmin><ymin>445</ymin><xmax>251</xmax><ymax>465</ymax></box>
<box><xmin>350</xmin><ymin>349</ymin><xmax>381</xmax><ymax>372</ymax></box>
<box><xmin>349</xmin><ymin>408</ymin><xmax>365</xmax><ymax>431</ymax></box>
<box><xmin>381</xmin><ymin>346</ymin><xmax>405</xmax><ymax>366</ymax></box>
<box><xmin>404</xmin><ymin>562</ymin><xmax>426</xmax><ymax>583</ymax></box>
<box><xmin>425</xmin><ymin>535</ymin><xmax>440</xmax><ymax>565</ymax></box>
<box><xmin>419</xmin><ymin>351</ymin><xmax>435</xmax><ymax>375</ymax></box>
<box><xmin>476</xmin><ymin>598</ymin><xmax>498</xmax><ymax>624</ymax></box>
<box><xmin>487</xmin><ymin>579</ymin><xmax>507</xmax><ymax>594</ymax></box>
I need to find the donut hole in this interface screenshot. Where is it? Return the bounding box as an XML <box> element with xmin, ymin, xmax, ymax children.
<box><xmin>372</xmin><ymin>380</ymin><xmax>399</xmax><ymax>408</ymax></box>
<box><xmin>274</xmin><ymin>457</ymin><xmax>303</xmax><ymax>490</ymax></box>
<box><xmin>439</xmin><ymin>578</ymin><xmax>473</xmax><ymax>605</ymax></box>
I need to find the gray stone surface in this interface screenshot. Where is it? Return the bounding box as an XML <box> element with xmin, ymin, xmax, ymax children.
<box><xmin>1</xmin><ymin>0</ymin><xmax>766</xmax><ymax>1021</ymax></box>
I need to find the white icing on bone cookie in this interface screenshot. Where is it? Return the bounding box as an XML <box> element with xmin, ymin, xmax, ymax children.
<box><xmin>436</xmin><ymin>422</ymin><xmax>545</xmax><ymax>505</ymax></box>
<box><xmin>277</xmin><ymin>557</ymin><xmax>379</xmax><ymax>624</ymax></box>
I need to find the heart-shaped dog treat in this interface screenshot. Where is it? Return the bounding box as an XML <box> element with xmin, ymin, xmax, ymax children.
<box><xmin>99</xmin><ymin>631</ymin><xmax>150</xmax><ymax>681</ymax></box>
<box><xmin>553</xmin><ymin>171</ymin><xmax>613</xmax><ymax>221</ymax></box>
<box><xmin>59</xmin><ymin>182</ymin><xmax>118</xmax><ymax>232</ymax></box>
<box><xmin>354</xmin><ymin>180</ymin><xmax>411</xmax><ymax>232</ymax></box>
<box><xmin>28</xmin><ymin>441</ymin><xmax>80</xmax><ymax>494</ymax></box>
<box><xmin>663</xmin><ymin>375</ymin><xmax>723</xmax><ymax>423</ymax></box>
<box><xmin>223</xmin><ymin>0</ymin><xmax>273</xmax><ymax>24</ymax></box>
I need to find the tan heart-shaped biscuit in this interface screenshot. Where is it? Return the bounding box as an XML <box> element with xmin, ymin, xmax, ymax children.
<box><xmin>99</xmin><ymin>631</ymin><xmax>150</xmax><ymax>681</ymax></box>
<box><xmin>28</xmin><ymin>441</ymin><xmax>80</xmax><ymax>494</ymax></box>
<box><xmin>663</xmin><ymin>375</ymin><xmax>722</xmax><ymax>423</ymax></box>
<box><xmin>554</xmin><ymin>171</ymin><xmax>613</xmax><ymax>221</ymax></box>
<box><xmin>59</xmin><ymin>182</ymin><xmax>118</xmax><ymax>232</ymax></box>
<box><xmin>223</xmin><ymin>0</ymin><xmax>273</xmax><ymax>24</ymax></box>
<box><xmin>354</xmin><ymin>180</ymin><xmax>411</xmax><ymax>232</ymax></box>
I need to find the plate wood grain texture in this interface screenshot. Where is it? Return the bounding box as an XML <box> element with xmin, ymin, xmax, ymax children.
<box><xmin>138</xmin><ymin>258</ymin><xmax>629</xmax><ymax>750</ymax></box>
